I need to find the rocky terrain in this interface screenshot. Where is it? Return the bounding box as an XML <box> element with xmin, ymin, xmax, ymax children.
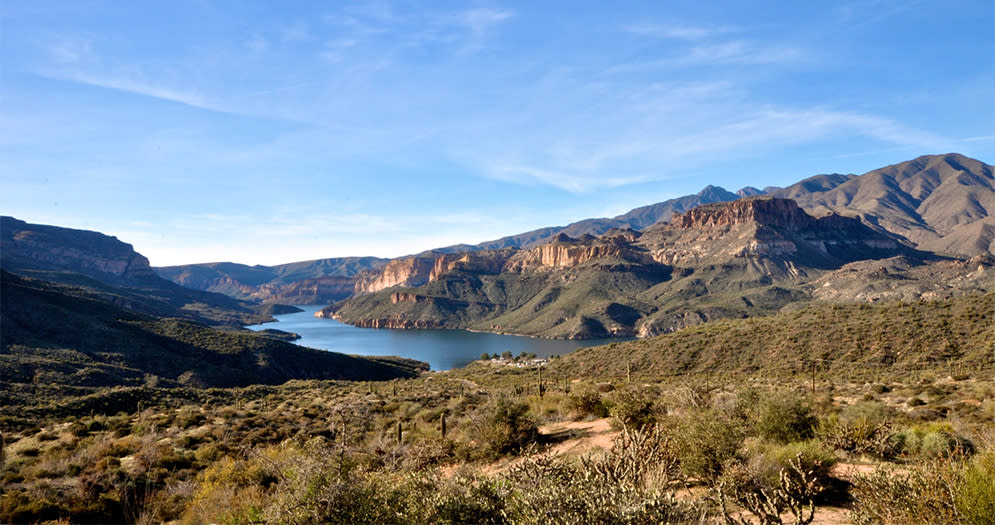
<box><xmin>156</xmin><ymin>256</ymin><xmax>388</xmax><ymax>304</ymax></box>
<box><xmin>1</xmin><ymin>216</ymin><xmax>158</xmax><ymax>283</ymax></box>
<box><xmin>770</xmin><ymin>153</ymin><xmax>995</xmax><ymax>257</ymax></box>
<box><xmin>324</xmin><ymin>197</ymin><xmax>974</xmax><ymax>338</ymax></box>
<box><xmin>1</xmin><ymin>216</ymin><xmax>267</xmax><ymax>326</ymax></box>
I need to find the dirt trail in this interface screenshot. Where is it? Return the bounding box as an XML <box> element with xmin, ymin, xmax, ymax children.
<box><xmin>539</xmin><ymin>417</ymin><xmax>617</xmax><ymax>457</ymax></box>
<box><xmin>480</xmin><ymin>417</ymin><xmax>618</xmax><ymax>476</ymax></box>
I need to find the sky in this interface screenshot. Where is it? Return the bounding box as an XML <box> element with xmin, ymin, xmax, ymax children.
<box><xmin>2</xmin><ymin>1</ymin><xmax>993</xmax><ymax>266</ymax></box>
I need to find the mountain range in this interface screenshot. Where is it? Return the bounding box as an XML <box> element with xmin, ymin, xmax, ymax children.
<box><xmin>5</xmin><ymin>153</ymin><xmax>993</xmax><ymax>343</ymax></box>
<box><xmin>156</xmin><ymin>154</ymin><xmax>995</xmax><ymax>312</ymax></box>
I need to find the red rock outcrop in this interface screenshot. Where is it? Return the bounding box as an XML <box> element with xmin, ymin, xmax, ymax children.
<box><xmin>353</xmin><ymin>254</ymin><xmax>438</xmax><ymax>293</ymax></box>
<box><xmin>672</xmin><ymin>197</ymin><xmax>817</xmax><ymax>230</ymax></box>
<box><xmin>504</xmin><ymin>233</ymin><xmax>654</xmax><ymax>272</ymax></box>
<box><xmin>428</xmin><ymin>250</ymin><xmax>513</xmax><ymax>282</ymax></box>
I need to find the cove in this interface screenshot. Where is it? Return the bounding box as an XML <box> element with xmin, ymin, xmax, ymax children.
<box><xmin>247</xmin><ymin>305</ymin><xmax>624</xmax><ymax>371</ymax></box>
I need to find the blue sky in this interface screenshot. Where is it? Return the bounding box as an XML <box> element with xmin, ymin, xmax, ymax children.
<box><xmin>2</xmin><ymin>1</ymin><xmax>993</xmax><ymax>266</ymax></box>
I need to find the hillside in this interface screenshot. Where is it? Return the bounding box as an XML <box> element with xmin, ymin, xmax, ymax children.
<box><xmin>773</xmin><ymin>153</ymin><xmax>995</xmax><ymax>257</ymax></box>
<box><xmin>0</xmin><ymin>271</ymin><xmax>426</xmax><ymax>397</ymax></box>
<box><xmin>1</xmin><ymin>216</ymin><xmax>268</xmax><ymax>326</ymax></box>
<box><xmin>155</xmin><ymin>256</ymin><xmax>388</xmax><ymax>304</ymax></box>
<box><xmin>555</xmin><ymin>290</ymin><xmax>995</xmax><ymax>379</ymax></box>
<box><xmin>325</xmin><ymin>198</ymin><xmax>944</xmax><ymax>338</ymax></box>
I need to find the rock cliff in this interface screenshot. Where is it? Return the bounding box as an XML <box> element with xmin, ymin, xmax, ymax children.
<box><xmin>353</xmin><ymin>254</ymin><xmax>438</xmax><ymax>293</ymax></box>
<box><xmin>429</xmin><ymin>250</ymin><xmax>514</xmax><ymax>281</ymax></box>
<box><xmin>643</xmin><ymin>198</ymin><xmax>901</xmax><ymax>267</ymax></box>
<box><xmin>504</xmin><ymin>232</ymin><xmax>653</xmax><ymax>273</ymax></box>
<box><xmin>1</xmin><ymin>216</ymin><xmax>156</xmax><ymax>281</ymax></box>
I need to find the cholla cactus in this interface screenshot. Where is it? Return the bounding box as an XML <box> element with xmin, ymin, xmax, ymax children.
<box><xmin>717</xmin><ymin>454</ymin><xmax>821</xmax><ymax>525</ymax></box>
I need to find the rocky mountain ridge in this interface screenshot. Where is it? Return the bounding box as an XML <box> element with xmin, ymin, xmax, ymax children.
<box><xmin>1</xmin><ymin>216</ymin><xmax>266</xmax><ymax>326</ymax></box>
<box><xmin>1</xmin><ymin>216</ymin><xmax>157</xmax><ymax>283</ymax></box>
<box><xmin>323</xmin><ymin>196</ymin><xmax>972</xmax><ymax>339</ymax></box>
<box><xmin>156</xmin><ymin>154</ymin><xmax>992</xmax><ymax>309</ymax></box>
<box><xmin>156</xmin><ymin>257</ymin><xmax>388</xmax><ymax>304</ymax></box>
<box><xmin>770</xmin><ymin>153</ymin><xmax>994</xmax><ymax>257</ymax></box>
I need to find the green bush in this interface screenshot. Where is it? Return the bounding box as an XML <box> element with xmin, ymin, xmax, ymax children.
<box><xmin>841</xmin><ymin>400</ymin><xmax>893</xmax><ymax>425</ymax></box>
<box><xmin>567</xmin><ymin>390</ymin><xmax>609</xmax><ymax>420</ymax></box>
<box><xmin>476</xmin><ymin>398</ymin><xmax>539</xmax><ymax>457</ymax></box>
<box><xmin>718</xmin><ymin>441</ymin><xmax>838</xmax><ymax>523</ymax></box>
<box><xmin>506</xmin><ymin>430</ymin><xmax>705</xmax><ymax>524</ymax></box>
<box><xmin>889</xmin><ymin>423</ymin><xmax>975</xmax><ymax>458</ymax></box>
<box><xmin>851</xmin><ymin>459</ymin><xmax>963</xmax><ymax>524</ymax></box>
<box><xmin>672</xmin><ymin>411</ymin><xmax>744</xmax><ymax>483</ymax></box>
<box><xmin>609</xmin><ymin>388</ymin><xmax>660</xmax><ymax>430</ymax></box>
<box><xmin>752</xmin><ymin>392</ymin><xmax>817</xmax><ymax>444</ymax></box>
<box><xmin>956</xmin><ymin>451</ymin><xmax>995</xmax><ymax>525</ymax></box>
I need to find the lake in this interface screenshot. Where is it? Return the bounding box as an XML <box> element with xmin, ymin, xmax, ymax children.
<box><xmin>246</xmin><ymin>305</ymin><xmax>621</xmax><ymax>371</ymax></box>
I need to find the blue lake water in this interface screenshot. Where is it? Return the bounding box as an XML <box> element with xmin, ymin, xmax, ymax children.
<box><xmin>246</xmin><ymin>305</ymin><xmax>620</xmax><ymax>371</ymax></box>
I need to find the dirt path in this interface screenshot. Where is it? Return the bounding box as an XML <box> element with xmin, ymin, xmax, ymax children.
<box><xmin>539</xmin><ymin>417</ymin><xmax>617</xmax><ymax>457</ymax></box>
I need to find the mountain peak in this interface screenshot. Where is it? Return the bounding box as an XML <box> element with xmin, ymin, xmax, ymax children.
<box><xmin>696</xmin><ymin>185</ymin><xmax>737</xmax><ymax>201</ymax></box>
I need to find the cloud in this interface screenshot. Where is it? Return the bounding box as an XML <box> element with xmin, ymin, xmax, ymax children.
<box><xmin>48</xmin><ymin>37</ymin><xmax>92</xmax><ymax>64</ymax></box>
<box><xmin>452</xmin><ymin>8</ymin><xmax>514</xmax><ymax>36</ymax></box>
<box><xmin>485</xmin><ymin>164</ymin><xmax>652</xmax><ymax>193</ymax></box>
<box><xmin>623</xmin><ymin>22</ymin><xmax>735</xmax><ymax>40</ymax></box>
<box><xmin>605</xmin><ymin>40</ymin><xmax>804</xmax><ymax>74</ymax></box>
<box><xmin>42</xmin><ymin>69</ymin><xmax>215</xmax><ymax>111</ymax></box>
<box><xmin>462</xmin><ymin>105</ymin><xmax>948</xmax><ymax>193</ymax></box>
<box><xmin>321</xmin><ymin>38</ymin><xmax>358</xmax><ymax>62</ymax></box>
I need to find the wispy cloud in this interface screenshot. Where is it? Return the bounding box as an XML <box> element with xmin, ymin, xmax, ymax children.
<box><xmin>320</xmin><ymin>3</ymin><xmax>513</xmax><ymax>60</ymax></box>
<box><xmin>623</xmin><ymin>22</ymin><xmax>735</xmax><ymax>40</ymax></box>
<box><xmin>463</xmin><ymin>104</ymin><xmax>948</xmax><ymax>193</ymax></box>
<box><xmin>47</xmin><ymin>37</ymin><xmax>92</xmax><ymax>63</ymax></box>
<box><xmin>321</xmin><ymin>37</ymin><xmax>358</xmax><ymax>62</ymax></box>
<box><xmin>451</xmin><ymin>8</ymin><xmax>514</xmax><ymax>36</ymax></box>
<box><xmin>605</xmin><ymin>40</ymin><xmax>804</xmax><ymax>74</ymax></box>
<box><xmin>40</xmin><ymin>69</ymin><xmax>215</xmax><ymax>111</ymax></box>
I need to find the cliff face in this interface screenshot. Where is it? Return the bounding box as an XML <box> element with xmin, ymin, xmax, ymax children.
<box><xmin>0</xmin><ymin>216</ymin><xmax>264</xmax><ymax>326</ymax></box>
<box><xmin>644</xmin><ymin>198</ymin><xmax>901</xmax><ymax>267</ymax></box>
<box><xmin>429</xmin><ymin>250</ymin><xmax>513</xmax><ymax>281</ymax></box>
<box><xmin>353</xmin><ymin>254</ymin><xmax>438</xmax><ymax>294</ymax></box>
<box><xmin>1</xmin><ymin>216</ymin><xmax>156</xmax><ymax>281</ymax></box>
<box><xmin>672</xmin><ymin>197</ymin><xmax>816</xmax><ymax>230</ymax></box>
<box><xmin>504</xmin><ymin>232</ymin><xmax>653</xmax><ymax>273</ymax></box>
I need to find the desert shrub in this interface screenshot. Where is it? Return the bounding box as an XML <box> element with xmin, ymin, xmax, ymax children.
<box><xmin>671</xmin><ymin>411</ymin><xmax>744</xmax><ymax>483</ymax></box>
<box><xmin>567</xmin><ymin>390</ymin><xmax>609</xmax><ymax>420</ymax></box>
<box><xmin>717</xmin><ymin>441</ymin><xmax>838</xmax><ymax>525</ymax></box>
<box><xmin>850</xmin><ymin>459</ymin><xmax>963</xmax><ymax>524</ymax></box>
<box><xmin>610</xmin><ymin>388</ymin><xmax>661</xmax><ymax>430</ymax></box>
<box><xmin>174</xmin><ymin>406</ymin><xmax>207</xmax><ymax>429</ymax></box>
<box><xmin>182</xmin><ymin>454</ymin><xmax>278</xmax><ymax>524</ymax></box>
<box><xmin>424</xmin><ymin>474</ymin><xmax>507</xmax><ymax>524</ymax></box>
<box><xmin>474</xmin><ymin>398</ymin><xmax>539</xmax><ymax>457</ymax></box>
<box><xmin>752</xmin><ymin>392</ymin><xmax>817</xmax><ymax>444</ymax></box>
<box><xmin>817</xmin><ymin>415</ymin><xmax>893</xmax><ymax>458</ymax></box>
<box><xmin>889</xmin><ymin>423</ymin><xmax>975</xmax><ymax>458</ymax></box>
<box><xmin>840</xmin><ymin>400</ymin><xmax>893</xmax><ymax>425</ymax></box>
<box><xmin>956</xmin><ymin>451</ymin><xmax>995</xmax><ymax>525</ymax></box>
<box><xmin>506</xmin><ymin>429</ymin><xmax>707</xmax><ymax>524</ymax></box>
